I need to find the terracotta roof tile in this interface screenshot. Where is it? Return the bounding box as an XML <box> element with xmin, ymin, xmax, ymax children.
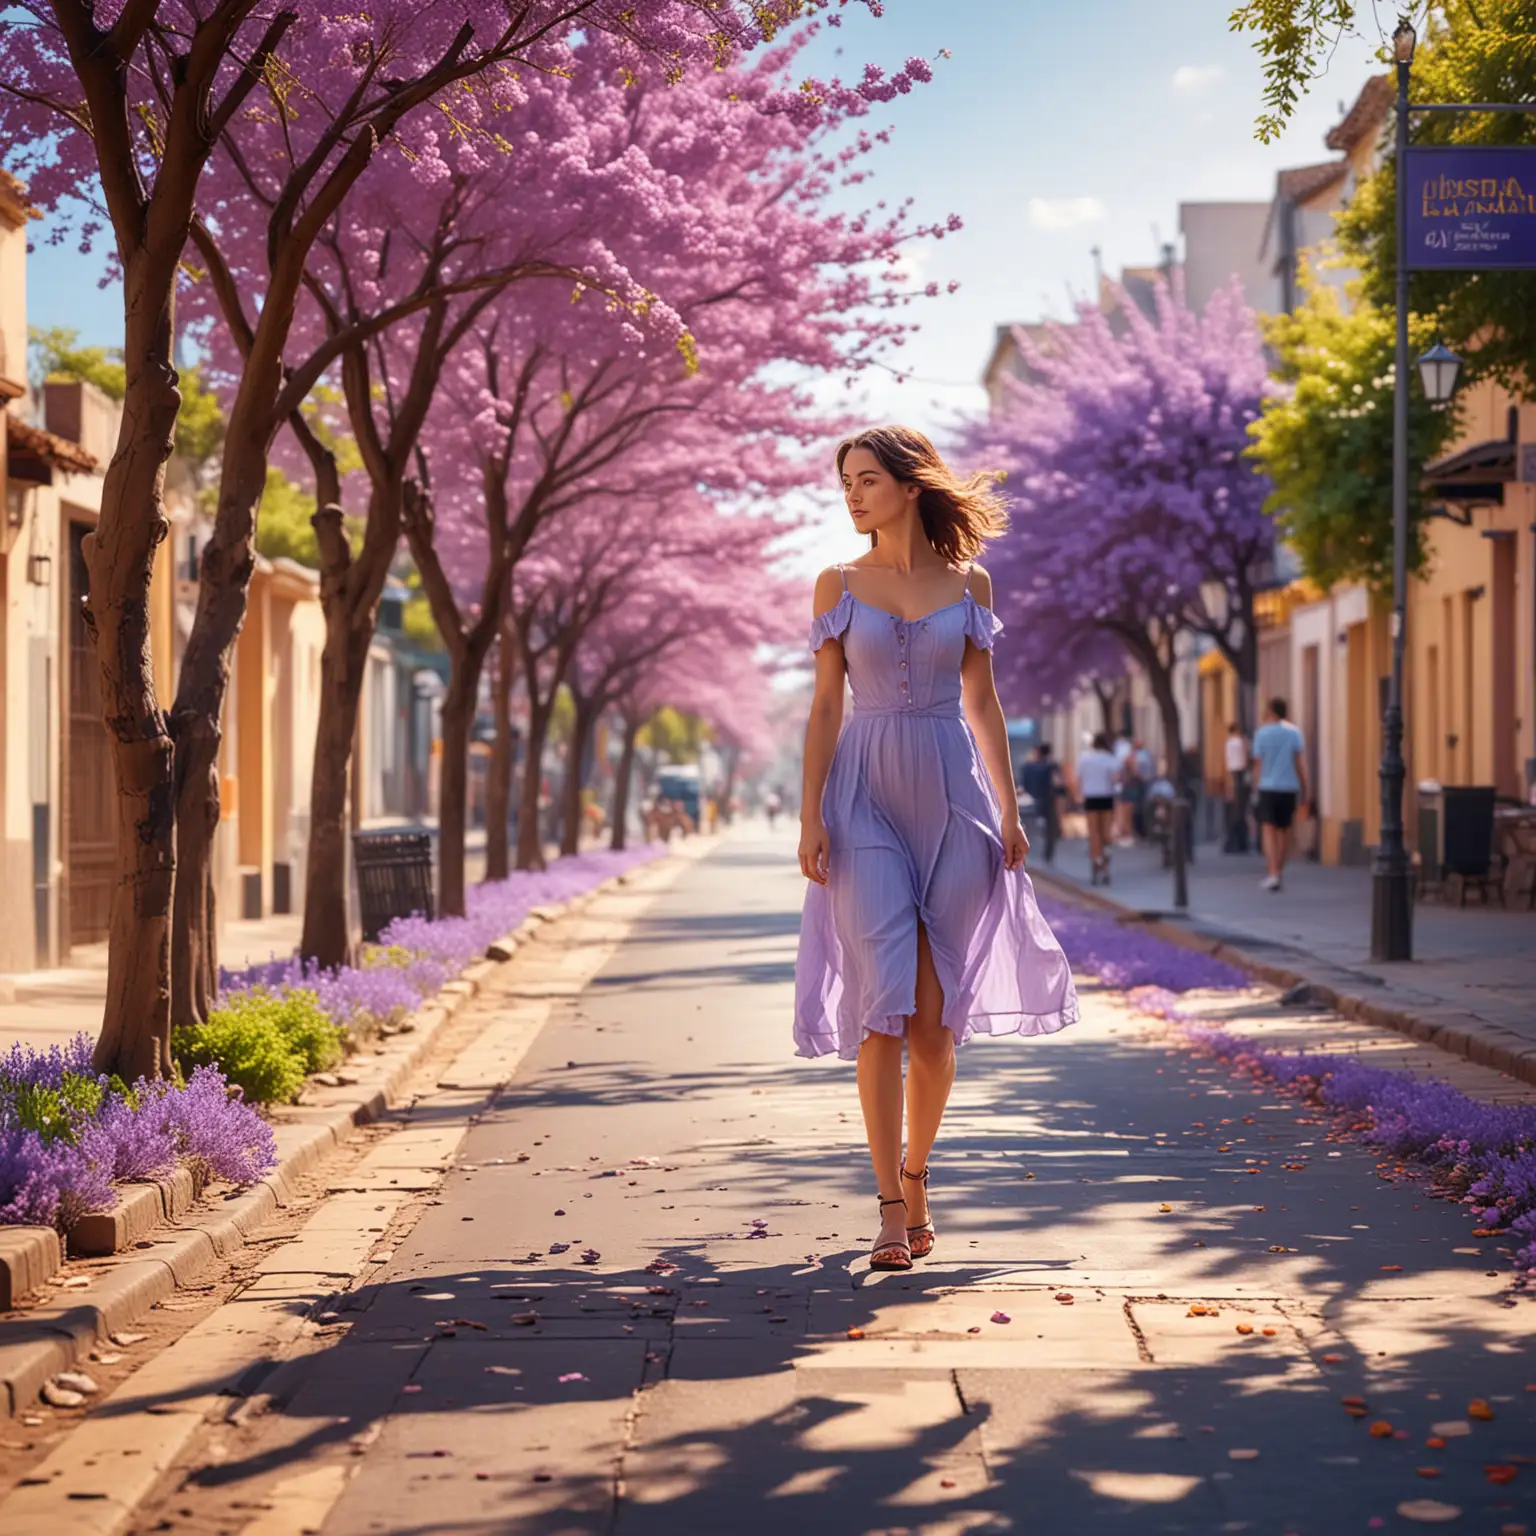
<box><xmin>1325</xmin><ymin>74</ymin><xmax>1393</xmax><ymax>152</ymax></box>
<box><xmin>7</xmin><ymin>414</ymin><xmax>99</xmax><ymax>475</ymax></box>
<box><xmin>1276</xmin><ymin>160</ymin><xmax>1349</xmax><ymax>204</ymax></box>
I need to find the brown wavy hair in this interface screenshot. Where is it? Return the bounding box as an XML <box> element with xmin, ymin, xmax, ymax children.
<box><xmin>835</xmin><ymin>425</ymin><xmax>1008</xmax><ymax>563</ymax></box>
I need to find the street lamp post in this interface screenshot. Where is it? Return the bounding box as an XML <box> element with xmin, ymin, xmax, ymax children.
<box><xmin>1372</xmin><ymin>16</ymin><xmax>1420</xmax><ymax>964</ymax></box>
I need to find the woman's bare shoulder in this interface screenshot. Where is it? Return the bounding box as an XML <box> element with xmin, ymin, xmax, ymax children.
<box><xmin>812</xmin><ymin>565</ymin><xmax>846</xmax><ymax>617</ymax></box>
<box><xmin>967</xmin><ymin>562</ymin><xmax>995</xmax><ymax>608</ymax></box>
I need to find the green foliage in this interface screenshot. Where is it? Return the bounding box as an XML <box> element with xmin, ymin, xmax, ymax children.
<box><xmin>361</xmin><ymin>945</ymin><xmax>419</xmax><ymax>970</ymax></box>
<box><xmin>254</xmin><ymin>466</ymin><xmax>366</xmax><ymax>569</ymax></box>
<box><xmin>29</xmin><ymin>325</ymin><xmax>126</xmax><ymax>400</ymax></box>
<box><xmin>1249</xmin><ymin>270</ymin><xmax>1458</xmax><ymax>591</ymax></box>
<box><xmin>174</xmin><ymin>988</ymin><xmax>345</xmax><ymax>1106</ymax></box>
<box><xmin>6</xmin><ymin>1072</ymin><xmax>106</xmax><ymax>1143</ymax></box>
<box><xmin>1335</xmin><ymin>0</ymin><xmax>1536</xmax><ymax>392</ymax></box>
<box><xmin>174</xmin><ymin>366</ymin><xmax>225</xmax><ymax>476</ymax></box>
<box><xmin>637</xmin><ymin>706</ymin><xmax>708</xmax><ymax>763</ymax></box>
<box><xmin>1228</xmin><ymin>0</ymin><xmax>1360</xmax><ymax>142</ymax></box>
<box><xmin>254</xmin><ymin>467</ymin><xmax>322</xmax><ymax>566</ymax></box>
<box><xmin>399</xmin><ymin>569</ymin><xmax>445</xmax><ymax>652</ymax></box>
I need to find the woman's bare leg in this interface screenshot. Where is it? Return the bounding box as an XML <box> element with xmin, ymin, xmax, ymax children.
<box><xmin>903</xmin><ymin>923</ymin><xmax>954</xmax><ymax>1231</ymax></box>
<box><xmin>857</xmin><ymin>1029</ymin><xmax>906</xmax><ymax>1251</ymax></box>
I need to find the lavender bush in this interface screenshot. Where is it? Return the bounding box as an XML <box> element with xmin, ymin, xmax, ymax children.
<box><xmin>0</xmin><ymin>1043</ymin><xmax>277</xmax><ymax>1234</ymax></box>
<box><xmin>219</xmin><ymin>846</ymin><xmax>660</xmax><ymax>1036</ymax></box>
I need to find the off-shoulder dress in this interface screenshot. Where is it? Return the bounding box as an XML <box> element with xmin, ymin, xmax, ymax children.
<box><xmin>793</xmin><ymin>566</ymin><xmax>1080</xmax><ymax>1061</ymax></box>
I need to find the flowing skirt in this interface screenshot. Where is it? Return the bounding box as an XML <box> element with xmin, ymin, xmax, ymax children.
<box><xmin>794</xmin><ymin>712</ymin><xmax>1079</xmax><ymax>1061</ymax></box>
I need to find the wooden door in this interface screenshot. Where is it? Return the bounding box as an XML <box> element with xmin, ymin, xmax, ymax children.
<box><xmin>65</xmin><ymin>521</ymin><xmax>114</xmax><ymax>947</ymax></box>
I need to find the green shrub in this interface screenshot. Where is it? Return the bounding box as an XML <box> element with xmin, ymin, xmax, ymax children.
<box><xmin>360</xmin><ymin>944</ymin><xmax>418</xmax><ymax>970</ymax></box>
<box><xmin>174</xmin><ymin>988</ymin><xmax>345</xmax><ymax>1105</ymax></box>
<box><xmin>6</xmin><ymin>1071</ymin><xmax>106</xmax><ymax>1143</ymax></box>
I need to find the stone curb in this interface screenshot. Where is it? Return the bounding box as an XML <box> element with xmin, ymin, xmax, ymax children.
<box><xmin>1030</xmin><ymin>866</ymin><xmax>1536</xmax><ymax>1091</ymax></box>
<box><xmin>0</xmin><ymin>868</ymin><xmax>635</xmax><ymax>1418</ymax></box>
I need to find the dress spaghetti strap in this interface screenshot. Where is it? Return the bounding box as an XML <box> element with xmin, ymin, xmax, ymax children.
<box><xmin>838</xmin><ymin>564</ymin><xmax>848</xmax><ymax>591</ymax></box>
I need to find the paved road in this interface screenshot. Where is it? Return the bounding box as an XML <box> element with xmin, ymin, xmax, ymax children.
<box><xmin>1040</xmin><ymin>833</ymin><xmax>1536</xmax><ymax>1058</ymax></box>
<box><xmin>153</xmin><ymin>829</ymin><xmax>1535</xmax><ymax>1535</ymax></box>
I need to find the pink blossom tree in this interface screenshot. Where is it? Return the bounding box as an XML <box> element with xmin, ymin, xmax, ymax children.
<box><xmin>0</xmin><ymin>0</ymin><xmax>926</xmax><ymax>1071</ymax></box>
<box><xmin>405</xmin><ymin>32</ymin><xmax>949</xmax><ymax>904</ymax></box>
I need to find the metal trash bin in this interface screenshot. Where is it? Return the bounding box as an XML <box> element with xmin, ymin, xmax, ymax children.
<box><xmin>352</xmin><ymin>829</ymin><xmax>434</xmax><ymax>943</ymax></box>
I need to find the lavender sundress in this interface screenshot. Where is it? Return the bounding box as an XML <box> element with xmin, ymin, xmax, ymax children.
<box><xmin>793</xmin><ymin>568</ymin><xmax>1080</xmax><ymax>1061</ymax></box>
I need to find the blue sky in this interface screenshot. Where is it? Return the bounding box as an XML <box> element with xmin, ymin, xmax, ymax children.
<box><xmin>20</xmin><ymin>0</ymin><xmax>1387</xmax><ymax>567</ymax></box>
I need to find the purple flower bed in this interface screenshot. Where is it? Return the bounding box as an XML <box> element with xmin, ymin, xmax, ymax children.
<box><xmin>1038</xmin><ymin>896</ymin><xmax>1248</xmax><ymax>992</ymax></box>
<box><xmin>2</xmin><ymin>849</ymin><xmax>658</xmax><ymax>1233</ymax></box>
<box><xmin>0</xmin><ymin>1047</ymin><xmax>276</xmax><ymax>1233</ymax></box>
<box><xmin>1177</xmin><ymin>1025</ymin><xmax>1536</xmax><ymax>1271</ymax></box>
<box><xmin>1046</xmin><ymin>892</ymin><xmax>1536</xmax><ymax>1273</ymax></box>
<box><xmin>219</xmin><ymin>846</ymin><xmax>661</xmax><ymax>1032</ymax></box>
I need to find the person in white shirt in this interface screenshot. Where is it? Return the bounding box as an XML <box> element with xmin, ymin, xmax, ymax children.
<box><xmin>1223</xmin><ymin>722</ymin><xmax>1250</xmax><ymax>854</ymax></box>
<box><xmin>1074</xmin><ymin>732</ymin><xmax>1121</xmax><ymax>885</ymax></box>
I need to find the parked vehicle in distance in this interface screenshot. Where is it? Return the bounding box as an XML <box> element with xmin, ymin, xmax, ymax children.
<box><xmin>654</xmin><ymin>765</ymin><xmax>702</xmax><ymax>828</ymax></box>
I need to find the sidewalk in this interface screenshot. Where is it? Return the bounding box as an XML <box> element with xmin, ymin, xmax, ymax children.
<box><xmin>1033</xmin><ymin>834</ymin><xmax>1536</xmax><ymax>1077</ymax></box>
<box><xmin>35</xmin><ymin>823</ymin><xmax>1529</xmax><ymax>1536</ymax></box>
<box><xmin>0</xmin><ymin>913</ymin><xmax>303</xmax><ymax>1055</ymax></box>
<box><xmin>0</xmin><ymin>831</ymin><xmax>644</xmax><ymax>1054</ymax></box>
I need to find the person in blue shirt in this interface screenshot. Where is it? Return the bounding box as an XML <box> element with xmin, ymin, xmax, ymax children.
<box><xmin>1251</xmin><ymin>697</ymin><xmax>1309</xmax><ymax>892</ymax></box>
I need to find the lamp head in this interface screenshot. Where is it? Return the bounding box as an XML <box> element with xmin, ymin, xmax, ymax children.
<box><xmin>1393</xmin><ymin>15</ymin><xmax>1417</xmax><ymax>64</ymax></box>
<box><xmin>1416</xmin><ymin>342</ymin><xmax>1462</xmax><ymax>404</ymax></box>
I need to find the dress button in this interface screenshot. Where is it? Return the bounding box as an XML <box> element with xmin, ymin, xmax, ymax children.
<box><xmin>899</xmin><ymin>661</ymin><xmax>907</xmax><ymax>670</ymax></box>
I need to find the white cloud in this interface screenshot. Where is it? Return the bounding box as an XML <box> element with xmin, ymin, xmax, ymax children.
<box><xmin>1172</xmin><ymin>63</ymin><xmax>1224</xmax><ymax>94</ymax></box>
<box><xmin>1027</xmin><ymin>196</ymin><xmax>1106</xmax><ymax>232</ymax></box>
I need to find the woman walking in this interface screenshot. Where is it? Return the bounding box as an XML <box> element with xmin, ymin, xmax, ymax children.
<box><xmin>795</xmin><ymin>426</ymin><xmax>1078</xmax><ymax>1273</ymax></box>
<box><xmin>1075</xmin><ymin>732</ymin><xmax>1122</xmax><ymax>886</ymax></box>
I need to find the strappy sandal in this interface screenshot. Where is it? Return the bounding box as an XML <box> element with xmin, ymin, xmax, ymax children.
<box><xmin>902</xmin><ymin>1161</ymin><xmax>935</xmax><ymax>1259</ymax></box>
<box><xmin>870</xmin><ymin>1196</ymin><xmax>912</xmax><ymax>1272</ymax></box>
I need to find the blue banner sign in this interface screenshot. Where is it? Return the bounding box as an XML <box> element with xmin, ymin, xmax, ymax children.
<box><xmin>1405</xmin><ymin>145</ymin><xmax>1536</xmax><ymax>270</ymax></box>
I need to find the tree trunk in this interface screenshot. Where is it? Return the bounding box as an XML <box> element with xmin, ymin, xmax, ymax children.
<box><xmin>301</xmin><ymin>599</ymin><xmax>372</xmax><ymax>968</ymax></box>
<box><xmin>718</xmin><ymin>745</ymin><xmax>738</xmax><ymax>825</ymax></box>
<box><xmin>87</xmin><ymin>273</ymin><xmax>182</xmax><ymax>1082</ymax></box>
<box><xmin>515</xmin><ymin>696</ymin><xmax>555</xmax><ymax>872</ymax></box>
<box><xmin>88</xmin><ymin>245</ymin><xmax>192</xmax><ymax>1081</ymax></box>
<box><xmin>609</xmin><ymin>714</ymin><xmax>640</xmax><ymax>851</ymax></box>
<box><xmin>485</xmin><ymin>628</ymin><xmax>516</xmax><ymax>882</ymax></box>
<box><xmin>1092</xmin><ymin>679</ymin><xmax>1116</xmax><ymax>737</ymax></box>
<box><xmin>560</xmin><ymin>695</ymin><xmax>598</xmax><ymax>857</ymax></box>
<box><xmin>436</xmin><ymin>666</ymin><xmax>475</xmax><ymax>918</ymax></box>
<box><xmin>166</xmin><ymin>423</ymin><xmax>272</xmax><ymax>1027</ymax></box>
<box><xmin>169</xmin><ymin>720</ymin><xmax>220</xmax><ymax>1028</ymax></box>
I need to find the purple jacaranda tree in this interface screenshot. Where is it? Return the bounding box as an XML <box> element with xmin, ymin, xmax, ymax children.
<box><xmin>975</xmin><ymin>279</ymin><xmax>1275</xmax><ymax>773</ymax></box>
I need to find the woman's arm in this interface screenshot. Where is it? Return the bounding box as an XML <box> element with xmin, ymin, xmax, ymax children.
<box><xmin>799</xmin><ymin>567</ymin><xmax>847</xmax><ymax>885</ymax></box>
<box><xmin>959</xmin><ymin>567</ymin><xmax>1028</xmax><ymax>870</ymax></box>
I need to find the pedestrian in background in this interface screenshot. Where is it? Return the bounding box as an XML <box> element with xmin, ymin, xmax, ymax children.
<box><xmin>795</xmin><ymin>425</ymin><xmax>1078</xmax><ymax>1275</ymax></box>
<box><xmin>1019</xmin><ymin>742</ymin><xmax>1064</xmax><ymax>864</ymax></box>
<box><xmin>1075</xmin><ymin>731</ymin><xmax>1121</xmax><ymax>885</ymax></box>
<box><xmin>1224</xmin><ymin>721</ymin><xmax>1250</xmax><ymax>854</ymax></box>
<box><xmin>1112</xmin><ymin>731</ymin><xmax>1136</xmax><ymax>844</ymax></box>
<box><xmin>1130</xmin><ymin>737</ymin><xmax>1154</xmax><ymax>839</ymax></box>
<box><xmin>1252</xmin><ymin>697</ymin><xmax>1308</xmax><ymax>892</ymax></box>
